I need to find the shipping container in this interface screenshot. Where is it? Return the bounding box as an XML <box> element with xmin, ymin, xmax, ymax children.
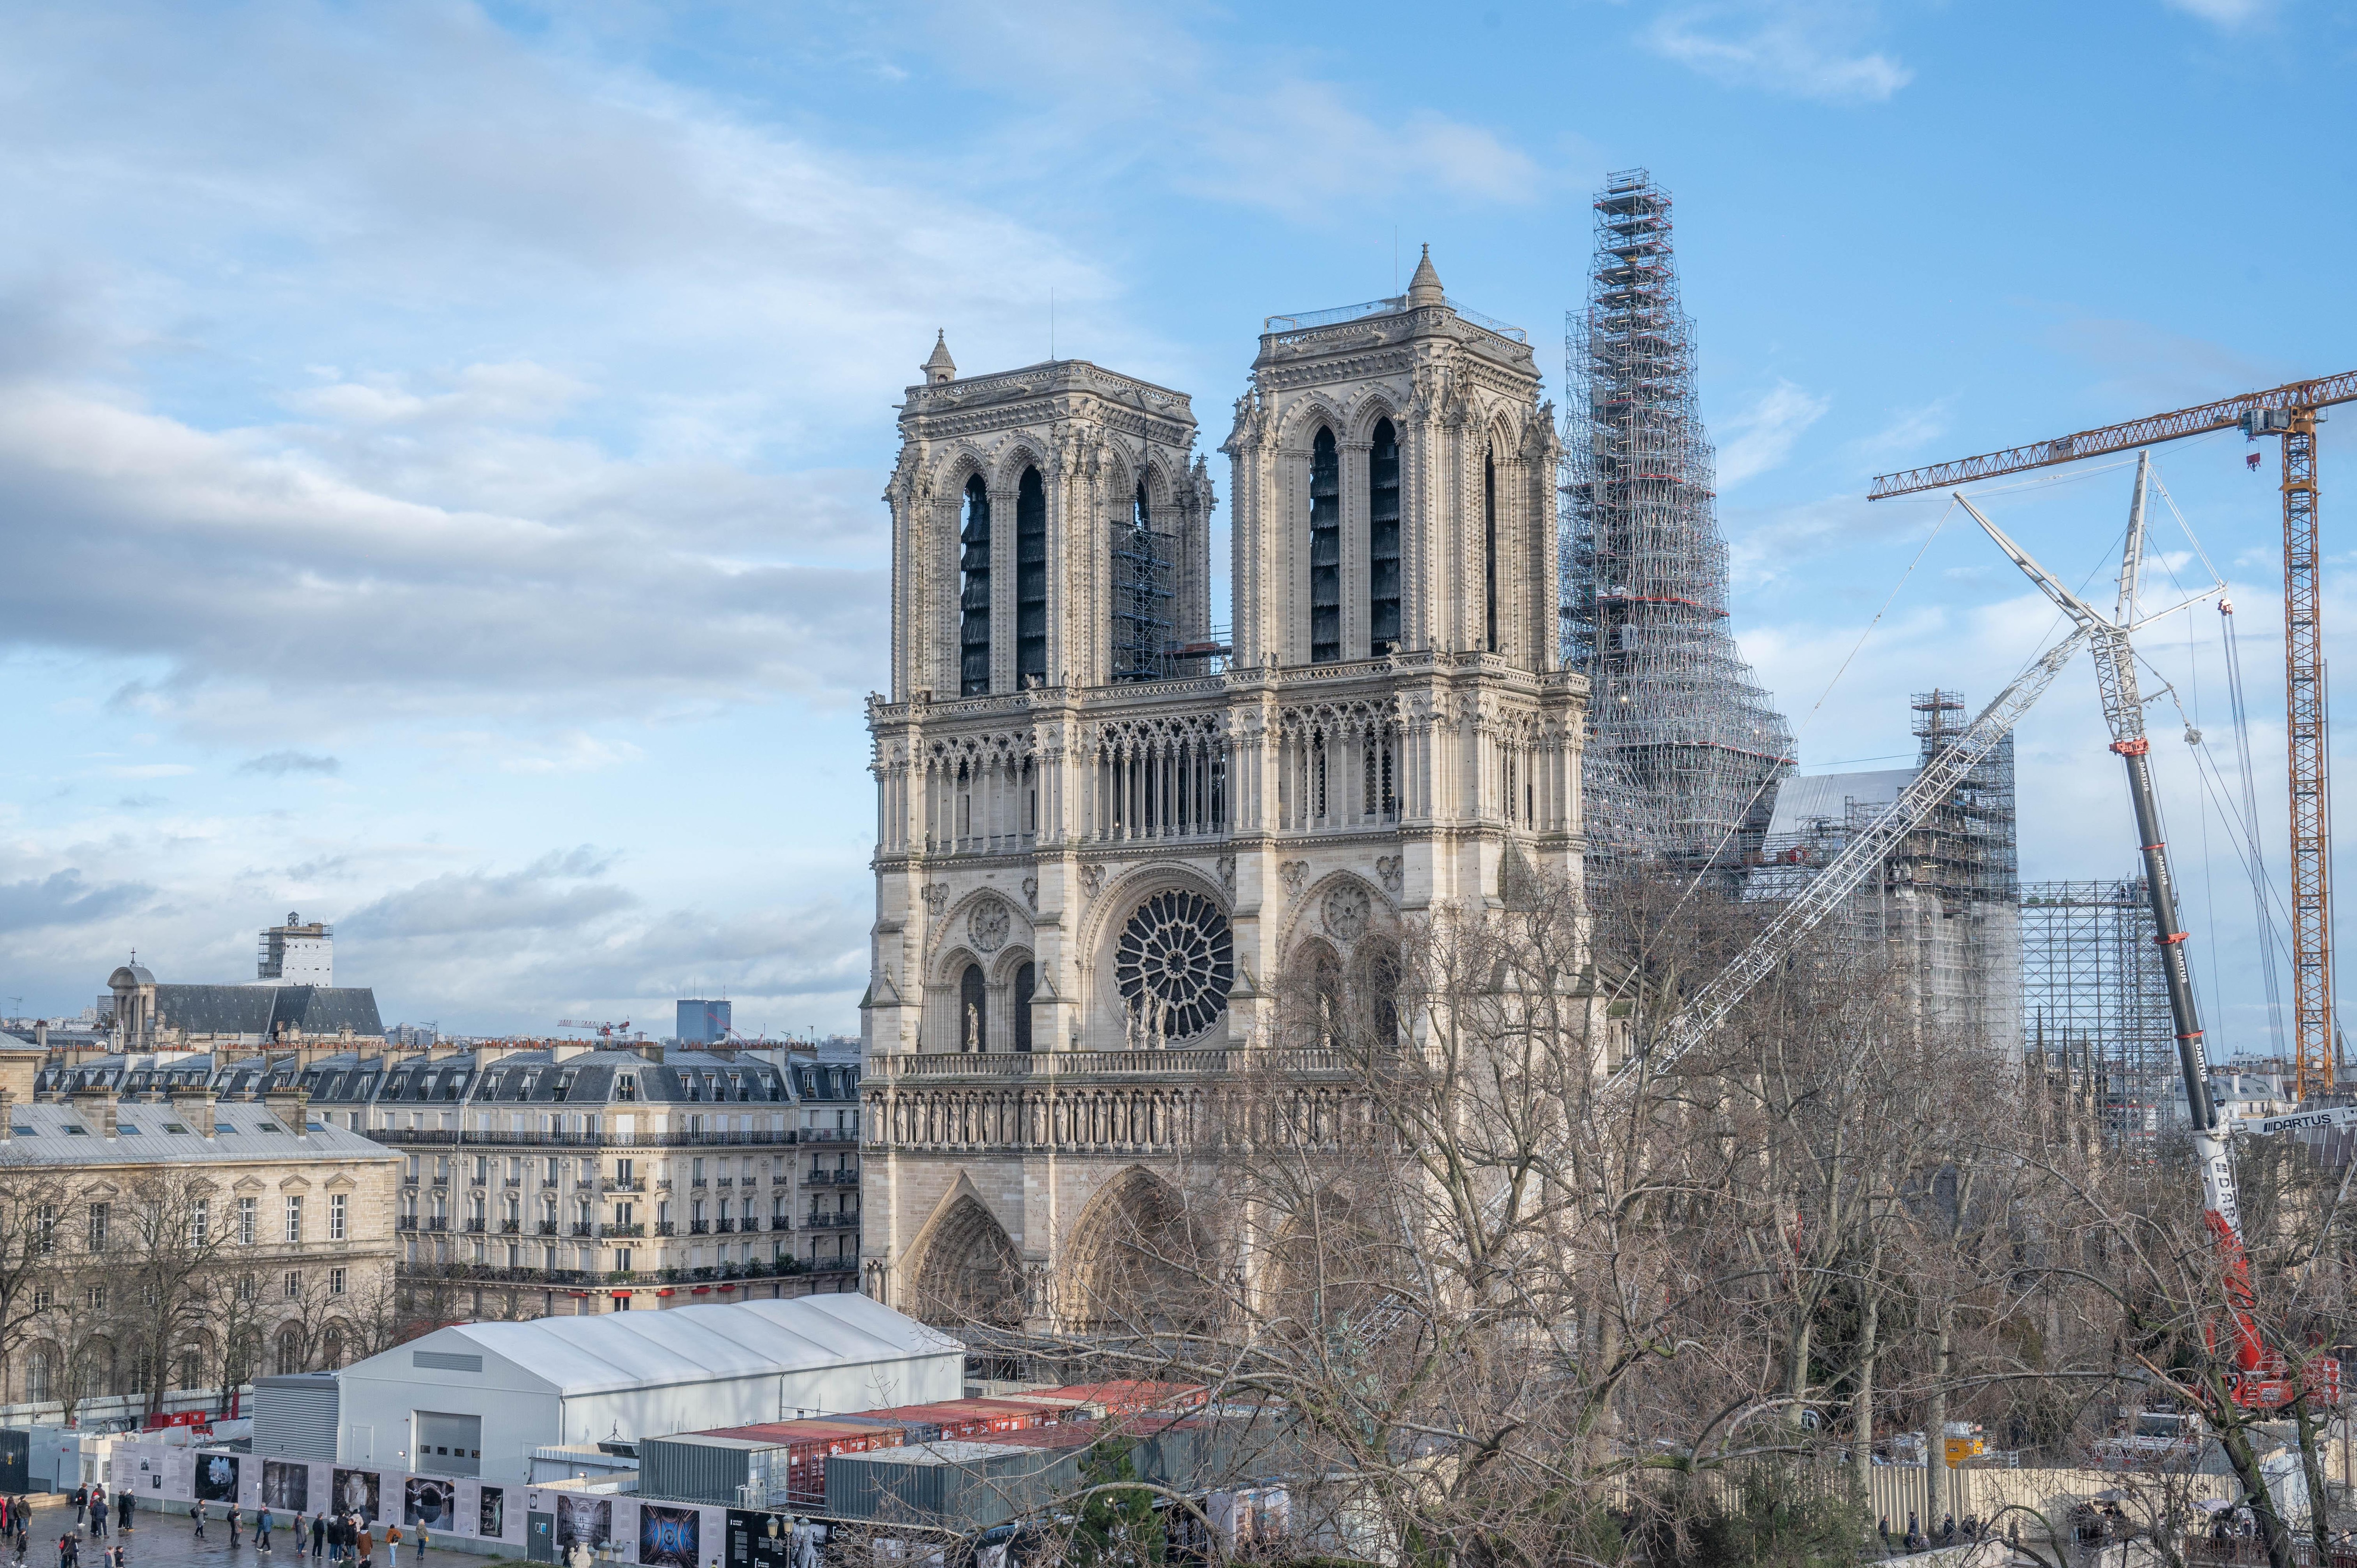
<box><xmin>662</xmin><ymin>1419</ymin><xmax>907</xmax><ymax>1508</ymax></box>
<box><xmin>822</xmin><ymin>1441</ymin><xmax>1086</xmax><ymax>1530</ymax></box>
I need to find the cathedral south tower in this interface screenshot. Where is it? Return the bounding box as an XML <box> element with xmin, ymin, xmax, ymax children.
<box><xmin>862</xmin><ymin>253</ymin><xmax>1587</xmax><ymax>1333</ymax></box>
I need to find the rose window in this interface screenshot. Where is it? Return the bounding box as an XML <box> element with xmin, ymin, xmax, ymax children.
<box><xmin>1113</xmin><ymin>891</ymin><xmax>1234</xmax><ymax>1042</ymax></box>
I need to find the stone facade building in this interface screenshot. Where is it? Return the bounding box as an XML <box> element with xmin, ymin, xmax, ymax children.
<box><xmin>8</xmin><ymin>1049</ymin><xmax>398</xmax><ymax>1407</ymax></box>
<box><xmin>294</xmin><ymin>1042</ymin><xmax>862</xmax><ymax>1317</ymax></box>
<box><xmin>861</xmin><ymin>252</ymin><xmax>1586</xmax><ymax>1330</ymax></box>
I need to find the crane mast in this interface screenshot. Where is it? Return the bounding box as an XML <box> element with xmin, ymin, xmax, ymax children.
<box><xmin>1956</xmin><ymin>472</ymin><xmax>2335</xmax><ymax>1407</ymax></box>
<box><xmin>1873</xmin><ymin>369</ymin><xmax>2357</xmax><ymax>1100</ymax></box>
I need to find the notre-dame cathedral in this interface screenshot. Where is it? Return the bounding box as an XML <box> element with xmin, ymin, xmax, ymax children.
<box><xmin>859</xmin><ymin>250</ymin><xmax>1586</xmax><ymax>1327</ymax></box>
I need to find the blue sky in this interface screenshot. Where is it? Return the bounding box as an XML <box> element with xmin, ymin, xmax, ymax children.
<box><xmin>3</xmin><ymin>0</ymin><xmax>2353</xmax><ymax>1047</ymax></box>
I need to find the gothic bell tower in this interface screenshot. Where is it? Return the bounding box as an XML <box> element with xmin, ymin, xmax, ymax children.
<box><xmin>861</xmin><ymin>265</ymin><xmax>1587</xmax><ymax>1332</ymax></box>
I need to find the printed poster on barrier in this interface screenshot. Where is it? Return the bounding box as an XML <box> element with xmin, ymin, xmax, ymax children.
<box><xmin>478</xmin><ymin>1486</ymin><xmax>504</xmax><ymax>1539</ymax></box>
<box><xmin>262</xmin><ymin>1461</ymin><xmax>310</xmax><ymax>1512</ymax></box>
<box><xmin>194</xmin><ymin>1454</ymin><xmax>240</xmax><ymax>1503</ymax></box>
<box><xmin>556</xmin><ymin>1496</ymin><xmax>610</xmax><ymax>1554</ymax></box>
<box><xmin>725</xmin><ymin>1511</ymin><xmax>793</xmax><ymax>1568</ymax></box>
<box><xmin>639</xmin><ymin>1506</ymin><xmax>698</xmax><ymax>1568</ymax></box>
<box><xmin>406</xmin><ymin>1478</ymin><xmax>455</xmax><ymax>1529</ymax></box>
<box><xmin>332</xmin><ymin>1469</ymin><xmax>382</xmax><ymax>1523</ymax></box>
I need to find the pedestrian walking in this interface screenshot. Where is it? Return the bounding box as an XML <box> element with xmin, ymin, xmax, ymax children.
<box><xmin>229</xmin><ymin>1508</ymin><xmax>243</xmax><ymax>1550</ymax></box>
<box><xmin>415</xmin><ymin>1527</ymin><xmax>427</xmax><ymax>1564</ymax></box>
<box><xmin>259</xmin><ymin>1506</ymin><xmax>273</xmax><ymax>1553</ymax></box>
<box><xmin>385</xmin><ymin>1525</ymin><xmax>400</xmax><ymax>1568</ymax></box>
<box><xmin>119</xmin><ymin>1492</ymin><xmax>132</xmax><ymax>1535</ymax></box>
<box><xmin>358</xmin><ymin>1524</ymin><xmax>374</xmax><ymax>1568</ymax></box>
<box><xmin>193</xmin><ymin>1505</ymin><xmax>207</xmax><ymax>1543</ymax></box>
<box><xmin>310</xmin><ymin>1517</ymin><xmax>324</xmax><ymax>1562</ymax></box>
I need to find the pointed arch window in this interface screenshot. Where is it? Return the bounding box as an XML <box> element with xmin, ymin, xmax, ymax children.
<box><xmin>1368</xmin><ymin>419</ymin><xmax>1401</xmax><ymax>654</ymax></box>
<box><xmin>1310</xmin><ymin>428</ymin><xmax>1341</xmax><ymax>663</ymax></box>
<box><xmin>957</xmin><ymin>963</ymin><xmax>987</xmax><ymax>1053</ymax></box>
<box><xmin>1016</xmin><ymin>467</ymin><xmax>1047</xmax><ymax>687</ymax></box>
<box><xmin>1483</xmin><ymin>450</ymin><xmax>1499</xmax><ymax>653</ymax></box>
<box><xmin>1012</xmin><ymin>961</ymin><xmax>1036</xmax><ymax>1053</ymax></box>
<box><xmin>959</xmin><ymin>476</ymin><xmax>991</xmax><ymax>696</ymax></box>
<box><xmin>1113</xmin><ymin>480</ymin><xmax>1175</xmax><ymax>681</ymax></box>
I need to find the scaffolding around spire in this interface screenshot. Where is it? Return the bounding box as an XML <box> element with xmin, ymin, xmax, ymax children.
<box><xmin>1562</xmin><ymin>169</ymin><xmax>1793</xmax><ymax>871</ymax></box>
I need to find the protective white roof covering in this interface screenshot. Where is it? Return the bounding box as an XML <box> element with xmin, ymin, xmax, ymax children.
<box><xmin>385</xmin><ymin>1294</ymin><xmax>960</xmax><ymax>1398</ymax></box>
<box><xmin>1764</xmin><ymin>767</ymin><xmax>1917</xmax><ymax>839</ymax></box>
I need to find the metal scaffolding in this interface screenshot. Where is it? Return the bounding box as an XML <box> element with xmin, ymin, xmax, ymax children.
<box><xmin>1111</xmin><ymin>504</ymin><xmax>1176</xmax><ymax>684</ymax></box>
<box><xmin>1745</xmin><ymin>691</ymin><xmax>2022</xmax><ymax>1056</ymax></box>
<box><xmin>1562</xmin><ymin>168</ymin><xmax>1792</xmax><ymax>872</ymax></box>
<box><xmin>2021</xmin><ymin>878</ymin><xmax>2179</xmax><ymax>1149</ymax></box>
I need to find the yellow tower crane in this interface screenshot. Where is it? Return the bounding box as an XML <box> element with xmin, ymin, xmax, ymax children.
<box><xmin>1871</xmin><ymin>370</ymin><xmax>2357</xmax><ymax>1101</ymax></box>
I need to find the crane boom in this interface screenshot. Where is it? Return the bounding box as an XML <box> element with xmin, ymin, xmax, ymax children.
<box><xmin>1602</xmin><ymin>625</ymin><xmax>2091</xmax><ymax>1100</ymax></box>
<box><xmin>1870</xmin><ymin>370</ymin><xmax>2353</xmax><ymax>1101</ymax></box>
<box><xmin>1866</xmin><ymin>369</ymin><xmax>2357</xmax><ymax>500</ymax></box>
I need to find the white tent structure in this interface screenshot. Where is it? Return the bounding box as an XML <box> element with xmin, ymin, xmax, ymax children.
<box><xmin>334</xmin><ymin>1294</ymin><xmax>963</xmax><ymax>1484</ymax></box>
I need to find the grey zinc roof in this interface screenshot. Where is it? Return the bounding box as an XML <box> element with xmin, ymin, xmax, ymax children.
<box><xmin>375</xmin><ymin>1293</ymin><xmax>957</xmax><ymax>1398</ymax></box>
<box><xmin>140</xmin><ymin>984</ymin><xmax>385</xmax><ymax>1039</ymax></box>
<box><xmin>0</xmin><ymin>1101</ymin><xmax>396</xmax><ymax>1168</ymax></box>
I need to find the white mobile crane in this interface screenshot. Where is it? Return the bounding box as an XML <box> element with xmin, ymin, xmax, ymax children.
<box><xmin>1953</xmin><ymin>456</ymin><xmax>2338</xmax><ymax>1409</ymax></box>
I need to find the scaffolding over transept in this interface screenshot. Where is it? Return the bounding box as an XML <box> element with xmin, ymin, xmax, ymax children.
<box><xmin>1562</xmin><ymin>169</ymin><xmax>1793</xmax><ymax>872</ymax></box>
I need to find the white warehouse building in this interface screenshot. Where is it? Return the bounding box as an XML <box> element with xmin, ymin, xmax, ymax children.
<box><xmin>334</xmin><ymin>1295</ymin><xmax>963</xmax><ymax>1485</ymax></box>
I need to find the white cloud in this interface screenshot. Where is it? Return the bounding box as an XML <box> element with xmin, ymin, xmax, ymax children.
<box><xmin>1646</xmin><ymin>2</ymin><xmax>1913</xmax><ymax>104</ymax></box>
<box><xmin>910</xmin><ymin>0</ymin><xmax>1546</xmax><ymax>212</ymax></box>
<box><xmin>2163</xmin><ymin>0</ymin><xmax>2270</xmax><ymax>24</ymax></box>
<box><xmin>1715</xmin><ymin>379</ymin><xmax>1831</xmax><ymax>489</ymax></box>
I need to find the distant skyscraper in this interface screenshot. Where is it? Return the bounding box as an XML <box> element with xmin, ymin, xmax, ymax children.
<box><xmin>1563</xmin><ymin>170</ymin><xmax>1791</xmax><ymax>870</ymax></box>
<box><xmin>676</xmin><ymin>998</ymin><xmax>732</xmax><ymax>1044</ymax></box>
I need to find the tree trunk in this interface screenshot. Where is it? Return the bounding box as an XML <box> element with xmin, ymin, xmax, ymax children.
<box><xmin>1853</xmin><ymin>1281</ymin><xmax>1879</xmax><ymax>1505</ymax></box>
<box><xmin>2212</xmin><ymin>1387</ymin><xmax>2297</xmax><ymax>1568</ymax></box>
<box><xmin>1925</xmin><ymin>1305</ymin><xmax>1952</xmax><ymax>1532</ymax></box>
<box><xmin>2291</xmin><ymin>1392</ymin><xmax>2333</xmax><ymax>1568</ymax></box>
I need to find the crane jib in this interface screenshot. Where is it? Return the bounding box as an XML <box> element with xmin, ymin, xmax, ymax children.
<box><xmin>1865</xmin><ymin>369</ymin><xmax>2357</xmax><ymax>500</ymax></box>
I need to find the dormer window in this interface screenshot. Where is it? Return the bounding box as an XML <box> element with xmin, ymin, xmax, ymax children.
<box><xmin>443</xmin><ymin>1075</ymin><xmax>463</xmax><ymax>1100</ymax></box>
<box><xmin>551</xmin><ymin>1073</ymin><xmax>573</xmax><ymax>1103</ymax></box>
<box><xmin>615</xmin><ymin>1074</ymin><xmax>638</xmax><ymax>1103</ymax></box>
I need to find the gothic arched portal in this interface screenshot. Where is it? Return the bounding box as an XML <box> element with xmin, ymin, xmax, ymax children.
<box><xmin>1060</xmin><ymin>1166</ymin><xmax>1213</xmax><ymax>1333</ymax></box>
<box><xmin>907</xmin><ymin>1194</ymin><xmax>1025</xmax><ymax>1329</ymax></box>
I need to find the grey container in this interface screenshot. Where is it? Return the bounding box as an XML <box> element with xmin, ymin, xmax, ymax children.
<box><xmin>824</xmin><ymin>1441</ymin><xmax>1086</xmax><ymax>1531</ymax></box>
<box><xmin>638</xmin><ymin>1435</ymin><xmax>770</xmax><ymax>1505</ymax></box>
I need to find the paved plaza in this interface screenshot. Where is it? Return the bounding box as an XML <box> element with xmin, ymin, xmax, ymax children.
<box><xmin>20</xmin><ymin>1499</ymin><xmax>516</xmax><ymax>1568</ymax></box>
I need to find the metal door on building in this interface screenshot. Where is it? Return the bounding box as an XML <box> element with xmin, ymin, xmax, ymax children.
<box><xmin>527</xmin><ymin>1512</ymin><xmax>555</xmax><ymax>1563</ymax></box>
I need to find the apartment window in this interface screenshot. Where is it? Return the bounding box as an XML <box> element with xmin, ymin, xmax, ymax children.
<box><xmin>237</xmin><ymin>1273</ymin><xmax>256</xmax><ymax>1302</ymax></box>
<box><xmin>473</xmin><ymin>1155</ymin><xmax>488</xmax><ymax>1184</ymax></box>
<box><xmin>285</xmin><ymin>1195</ymin><xmax>304</xmax><ymax>1243</ymax></box>
<box><xmin>330</xmin><ymin>1193</ymin><xmax>347</xmax><ymax>1241</ymax></box>
<box><xmin>435</xmin><ymin>1156</ymin><xmax>450</xmax><ymax>1183</ymax></box>
<box><xmin>405</xmin><ymin>1154</ymin><xmax>420</xmax><ymax>1182</ymax></box>
<box><xmin>692</xmin><ymin>1157</ymin><xmax>705</xmax><ymax>1183</ymax></box>
<box><xmin>239</xmin><ymin>1197</ymin><xmax>257</xmax><ymax>1245</ymax></box>
<box><xmin>86</xmin><ymin>1285</ymin><xmax>106</xmax><ymax>1311</ymax></box>
<box><xmin>330</xmin><ymin>1267</ymin><xmax>346</xmax><ymax>1296</ymax></box>
<box><xmin>192</xmin><ymin>1198</ymin><xmax>209</xmax><ymax>1246</ymax></box>
<box><xmin>87</xmin><ymin>1203</ymin><xmax>108</xmax><ymax>1250</ymax></box>
<box><xmin>615</xmin><ymin>1249</ymin><xmax>632</xmax><ymax>1274</ymax></box>
<box><xmin>616</xmin><ymin>1074</ymin><xmax>638</xmax><ymax>1102</ymax></box>
<box><xmin>32</xmin><ymin>1287</ymin><xmax>52</xmax><ymax>1312</ymax></box>
<box><xmin>285</xmin><ymin>1271</ymin><xmax>302</xmax><ymax>1300</ymax></box>
<box><xmin>616</xmin><ymin>1158</ymin><xmax>634</xmax><ymax>1184</ymax></box>
<box><xmin>615</xmin><ymin>1202</ymin><xmax>634</xmax><ymax>1228</ymax></box>
<box><xmin>38</xmin><ymin>1204</ymin><xmax>57</xmax><ymax>1256</ymax></box>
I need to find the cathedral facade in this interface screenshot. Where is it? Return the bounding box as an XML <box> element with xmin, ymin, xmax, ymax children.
<box><xmin>860</xmin><ymin>253</ymin><xmax>1586</xmax><ymax>1329</ymax></box>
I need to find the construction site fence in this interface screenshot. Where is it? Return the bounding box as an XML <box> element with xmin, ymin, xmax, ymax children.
<box><xmin>1612</xmin><ymin>1462</ymin><xmax>2241</xmax><ymax>1541</ymax></box>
